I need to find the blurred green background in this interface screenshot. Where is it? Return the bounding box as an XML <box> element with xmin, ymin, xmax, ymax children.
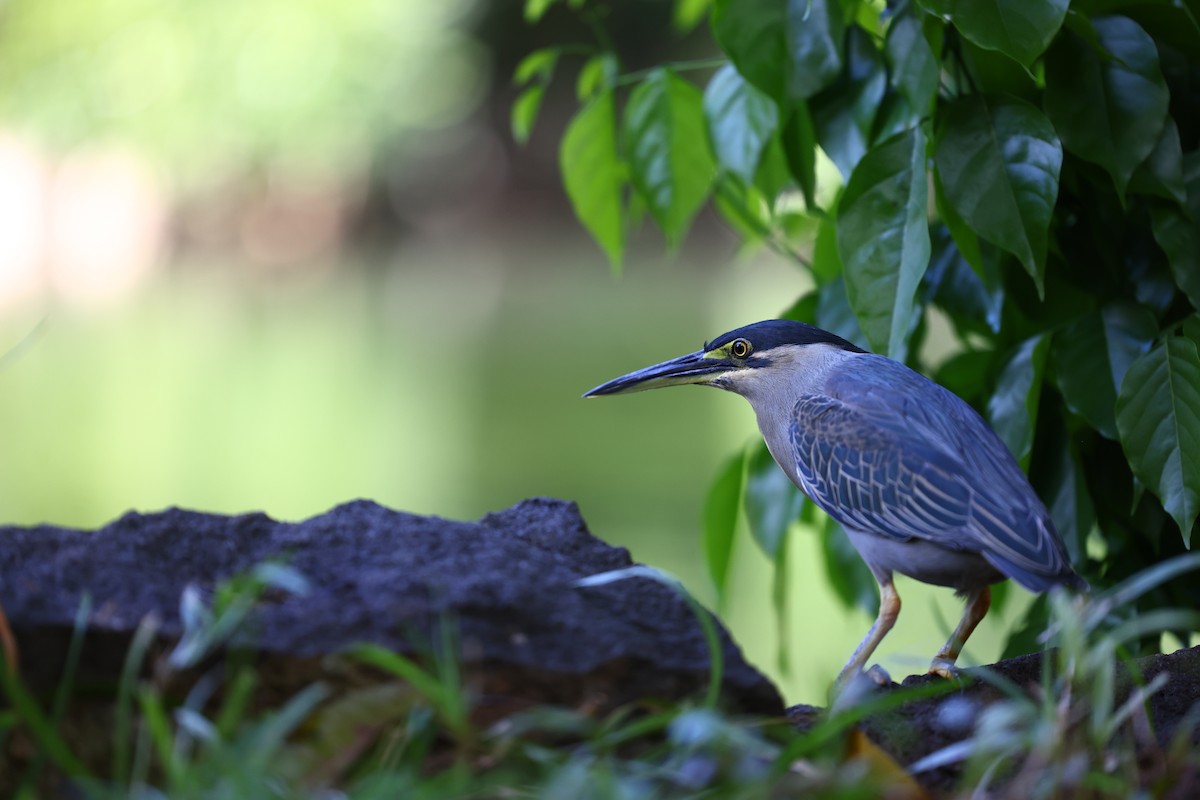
<box><xmin>0</xmin><ymin>0</ymin><xmax>1025</xmax><ymax>702</ymax></box>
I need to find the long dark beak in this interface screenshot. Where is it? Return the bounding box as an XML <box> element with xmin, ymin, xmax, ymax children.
<box><xmin>583</xmin><ymin>350</ymin><xmax>735</xmax><ymax>397</ymax></box>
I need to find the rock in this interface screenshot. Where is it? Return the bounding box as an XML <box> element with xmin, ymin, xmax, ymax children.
<box><xmin>0</xmin><ymin>498</ymin><xmax>782</xmax><ymax>715</ymax></box>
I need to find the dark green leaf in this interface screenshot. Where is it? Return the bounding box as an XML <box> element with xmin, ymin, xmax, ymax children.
<box><xmin>711</xmin><ymin>0</ymin><xmax>843</xmax><ymax>102</ymax></box>
<box><xmin>934</xmin><ymin>94</ymin><xmax>1061</xmax><ymax>295</ymax></box>
<box><xmin>816</xmin><ymin>277</ymin><xmax>868</xmax><ymax>350</ymax></box>
<box><xmin>624</xmin><ymin>69</ymin><xmax>716</xmax><ymax>246</ymax></box>
<box><xmin>1040</xmin><ymin>427</ymin><xmax>1096</xmax><ymax>567</ymax></box>
<box><xmin>920</xmin><ymin>0</ymin><xmax>1068</xmax><ymax>66</ymax></box>
<box><xmin>1001</xmin><ymin>594</ymin><xmax>1049</xmax><ymax>659</ymax></box>
<box><xmin>810</xmin><ymin>26</ymin><xmax>887</xmax><ymax>182</ymax></box>
<box><xmin>820</xmin><ymin>516</ymin><xmax>879</xmax><ymax>614</ymax></box>
<box><xmin>1116</xmin><ymin>337</ymin><xmax>1200</xmax><ymax>544</ymax></box>
<box><xmin>837</xmin><ymin>128</ymin><xmax>930</xmax><ymax>360</ymax></box>
<box><xmin>511</xmin><ymin>85</ymin><xmax>545</xmax><ymax>145</ymax></box>
<box><xmin>705</xmin><ymin>451</ymin><xmax>746</xmax><ymax>596</ymax></box>
<box><xmin>712</xmin><ymin>174</ymin><xmax>770</xmax><ymax>242</ymax></box>
<box><xmin>811</xmin><ymin>210</ymin><xmax>842</xmax><ymax>285</ymax></box>
<box><xmin>932</xmin><ymin>169</ymin><xmax>986</xmax><ymax>283</ymax></box>
<box><xmin>926</xmin><ymin>224</ymin><xmax>1003</xmax><ymax>335</ymax></box>
<box><xmin>744</xmin><ymin>442</ymin><xmax>806</xmax><ymax>559</ymax></box>
<box><xmin>987</xmin><ymin>333</ymin><xmax>1051</xmax><ymax>468</ymax></box>
<box><xmin>1129</xmin><ymin>118</ymin><xmax>1186</xmax><ymax>203</ymax></box>
<box><xmin>703</xmin><ymin>64</ymin><xmax>780</xmax><ymax>183</ymax></box>
<box><xmin>1151</xmin><ymin>152</ymin><xmax>1200</xmax><ymax>311</ymax></box>
<box><xmin>886</xmin><ymin>10</ymin><xmax>939</xmax><ymax>116</ymax></box>
<box><xmin>1044</xmin><ymin>16</ymin><xmax>1169</xmax><ymax>200</ymax></box>
<box><xmin>1053</xmin><ymin>304</ymin><xmax>1158</xmax><ymax>439</ymax></box>
<box><xmin>781</xmin><ymin>104</ymin><xmax>818</xmax><ymax>209</ymax></box>
<box><xmin>576</xmin><ymin>53</ymin><xmax>619</xmax><ymax>101</ymax></box>
<box><xmin>754</xmin><ymin>135</ymin><xmax>792</xmax><ymax>205</ymax></box>
<box><xmin>514</xmin><ymin>48</ymin><xmax>559</xmax><ymax>86</ymax></box>
<box><xmin>560</xmin><ymin>91</ymin><xmax>625</xmax><ymax>268</ymax></box>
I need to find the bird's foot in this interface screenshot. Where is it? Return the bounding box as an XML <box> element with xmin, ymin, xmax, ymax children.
<box><xmin>865</xmin><ymin>664</ymin><xmax>892</xmax><ymax>686</ymax></box>
<box><xmin>927</xmin><ymin>657</ymin><xmax>959</xmax><ymax>679</ymax></box>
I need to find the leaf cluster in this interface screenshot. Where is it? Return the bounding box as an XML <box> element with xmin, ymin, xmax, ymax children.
<box><xmin>518</xmin><ymin>0</ymin><xmax>1200</xmax><ymax>649</ymax></box>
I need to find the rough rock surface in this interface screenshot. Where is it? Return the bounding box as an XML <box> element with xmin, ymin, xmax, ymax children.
<box><xmin>0</xmin><ymin>498</ymin><xmax>782</xmax><ymax>715</ymax></box>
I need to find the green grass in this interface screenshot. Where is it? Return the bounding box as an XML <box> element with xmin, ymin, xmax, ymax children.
<box><xmin>2</xmin><ymin>557</ymin><xmax>1199</xmax><ymax>798</ymax></box>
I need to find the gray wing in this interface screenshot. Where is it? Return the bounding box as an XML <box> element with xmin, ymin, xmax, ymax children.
<box><xmin>788</xmin><ymin>354</ymin><xmax>1078</xmax><ymax>591</ymax></box>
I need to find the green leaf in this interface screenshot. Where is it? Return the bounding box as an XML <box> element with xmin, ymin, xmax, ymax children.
<box><xmin>624</xmin><ymin>69</ymin><xmax>715</xmax><ymax>246</ymax></box>
<box><xmin>781</xmin><ymin>103</ymin><xmax>818</xmax><ymax>209</ymax></box>
<box><xmin>934</xmin><ymin>94</ymin><xmax>1061</xmax><ymax>295</ymax></box>
<box><xmin>711</xmin><ymin>0</ymin><xmax>843</xmax><ymax>102</ymax></box>
<box><xmin>705</xmin><ymin>450</ymin><xmax>746</xmax><ymax>597</ymax></box>
<box><xmin>821</xmin><ymin>516</ymin><xmax>879</xmax><ymax>614</ymax></box>
<box><xmin>514</xmin><ymin>48</ymin><xmax>559</xmax><ymax>86</ymax></box>
<box><xmin>1151</xmin><ymin>152</ymin><xmax>1200</xmax><ymax>311</ymax></box>
<box><xmin>511</xmin><ymin>85</ymin><xmax>545</xmax><ymax>145</ymax></box>
<box><xmin>560</xmin><ymin>90</ymin><xmax>625</xmax><ymax>267</ymax></box>
<box><xmin>816</xmin><ymin>277</ymin><xmax>869</xmax><ymax>350</ymax></box>
<box><xmin>1116</xmin><ymin>337</ymin><xmax>1200</xmax><ymax>544</ymax></box>
<box><xmin>986</xmin><ymin>333</ymin><xmax>1051</xmax><ymax>468</ymax></box>
<box><xmin>1044</xmin><ymin>16</ymin><xmax>1169</xmax><ymax>200</ymax></box>
<box><xmin>1039</xmin><ymin>425</ymin><xmax>1096</xmax><ymax>566</ymax></box>
<box><xmin>837</xmin><ymin>128</ymin><xmax>930</xmax><ymax>360</ymax></box>
<box><xmin>1129</xmin><ymin>118</ymin><xmax>1186</xmax><ymax>203</ymax></box>
<box><xmin>524</xmin><ymin>0</ymin><xmax>558</xmax><ymax>23</ymax></box>
<box><xmin>743</xmin><ymin>441</ymin><xmax>806</xmax><ymax>559</ymax></box>
<box><xmin>703</xmin><ymin>63</ymin><xmax>780</xmax><ymax>184</ymax></box>
<box><xmin>1053</xmin><ymin>304</ymin><xmax>1158</xmax><ymax>439</ymax></box>
<box><xmin>810</xmin><ymin>26</ymin><xmax>887</xmax><ymax>182</ymax></box>
<box><xmin>926</xmin><ymin>224</ymin><xmax>1003</xmax><ymax>335</ymax></box>
<box><xmin>673</xmin><ymin>0</ymin><xmax>712</xmax><ymax>33</ymax></box>
<box><xmin>885</xmin><ymin>9</ymin><xmax>939</xmax><ymax>116</ymax></box>
<box><xmin>919</xmin><ymin>0</ymin><xmax>1068</xmax><ymax>67</ymax></box>
<box><xmin>712</xmin><ymin>173</ymin><xmax>770</xmax><ymax>242</ymax></box>
<box><xmin>576</xmin><ymin>53</ymin><xmax>619</xmax><ymax>101</ymax></box>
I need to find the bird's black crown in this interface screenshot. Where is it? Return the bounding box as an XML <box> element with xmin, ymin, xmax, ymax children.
<box><xmin>705</xmin><ymin>320</ymin><xmax>867</xmax><ymax>354</ymax></box>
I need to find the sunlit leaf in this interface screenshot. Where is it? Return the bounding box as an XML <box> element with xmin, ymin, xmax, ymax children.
<box><xmin>1044</xmin><ymin>16</ymin><xmax>1169</xmax><ymax>200</ymax></box>
<box><xmin>514</xmin><ymin>47</ymin><xmax>559</xmax><ymax>86</ymax></box>
<box><xmin>511</xmin><ymin>85</ymin><xmax>545</xmax><ymax>145</ymax></box>
<box><xmin>711</xmin><ymin>0</ymin><xmax>843</xmax><ymax>102</ymax></box>
<box><xmin>810</xmin><ymin>26</ymin><xmax>887</xmax><ymax>182</ymax></box>
<box><xmin>524</xmin><ymin>0</ymin><xmax>558</xmax><ymax>23</ymax></box>
<box><xmin>703</xmin><ymin>64</ymin><xmax>779</xmax><ymax>183</ymax></box>
<box><xmin>1116</xmin><ymin>337</ymin><xmax>1200</xmax><ymax>544</ymax></box>
<box><xmin>560</xmin><ymin>90</ymin><xmax>625</xmax><ymax>267</ymax></box>
<box><xmin>705</xmin><ymin>451</ymin><xmax>746</xmax><ymax>597</ymax></box>
<box><xmin>837</xmin><ymin>128</ymin><xmax>930</xmax><ymax>360</ymax></box>
<box><xmin>987</xmin><ymin>333</ymin><xmax>1051</xmax><ymax>468</ymax></box>
<box><xmin>1053</xmin><ymin>304</ymin><xmax>1158</xmax><ymax>439</ymax></box>
<box><xmin>576</xmin><ymin>53</ymin><xmax>619</xmax><ymax>101</ymax></box>
<box><xmin>673</xmin><ymin>0</ymin><xmax>712</xmax><ymax>33</ymax></box>
<box><xmin>624</xmin><ymin>69</ymin><xmax>715</xmax><ymax>246</ymax></box>
<box><xmin>918</xmin><ymin>0</ymin><xmax>1068</xmax><ymax>66</ymax></box>
<box><xmin>934</xmin><ymin>94</ymin><xmax>1061</xmax><ymax>295</ymax></box>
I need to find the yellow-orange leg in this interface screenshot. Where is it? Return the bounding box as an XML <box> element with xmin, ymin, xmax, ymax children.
<box><xmin>929</xmin><ymin>585</ymin><xmax>991</xmax><ymax>678</ymax></box>
<box><xmin>836</xmin><ymin>579</ymin><xmax>901</xmax><ymax>685</ymax></box>
<box><xmin>0</xmin><ymin>601</ymin><xmax>16</xmax><ymax>676</ymax></box>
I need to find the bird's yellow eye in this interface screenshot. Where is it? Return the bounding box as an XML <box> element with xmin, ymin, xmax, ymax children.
<box><xmin>730</xmin><ymin>338</ymin><xmax>752</xmax><ymax>359</ymax></box>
